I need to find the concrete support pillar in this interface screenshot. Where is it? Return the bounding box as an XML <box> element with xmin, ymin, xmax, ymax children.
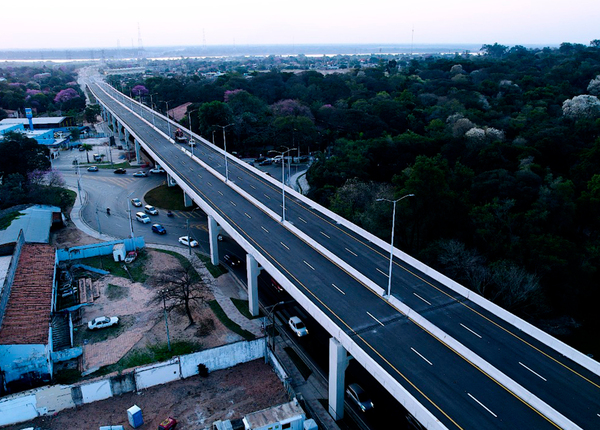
<box><xmin>124</xmin><ymin>129</ymin><xmax>131</xmax><ymax>149</ymax></box>
<box><xmin>134</xmin><ymin>139</ymin><xmax>141</xmax><ymax>163</ymax></box>
<box><xmin>183</xmin><ymin>192</ymin><xmax>193</xmax><ymax>207</ymax></box>
<box><xmin>166</xmin><ymin>173</ymin><xmax>177</xmax><ymax>187</ymax></box>
<box><xmin>328</xmin><ymin>338</ymin><xmax>349</xmax><ymax>420</ymax></box>
<box><xmin>246</xmin><ymin>254</ymin><xmax>261</xmax><ymax>317</ymax></box>
<box><xmin>208</xmin><ymin>216</ymin><xmax>221</xmax><ymax>266</ymax></box>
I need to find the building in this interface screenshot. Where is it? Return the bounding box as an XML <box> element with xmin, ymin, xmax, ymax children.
<box><xmin>242</xmin><ymin>400</ymin><xmax>306</xmax><ymax>430</ymax></box>
<box><xmin>0</xmin><ymin>234</ymin><xmax>56</xmax><ymax>394</ymax></box>
<box><xmin>0</xmin><ymin>117</ymin><xmax>75</xmax><ymax>131</ymax></box>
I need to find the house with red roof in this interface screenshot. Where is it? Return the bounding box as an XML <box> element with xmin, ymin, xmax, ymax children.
<box><xmin>0</xmin><ymin>234</ymin><xmax>57</xmax><ymax>394</ymax></box>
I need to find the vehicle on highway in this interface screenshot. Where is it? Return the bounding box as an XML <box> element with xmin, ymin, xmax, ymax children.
<box><xmin>144</xmin><ymin>205</ymin><xmax>158</xmax><ymax>215</ymax></box>
<box><xmin>131</xmin><ymin>198</ymin><xmax>142</xmax><ymax>207</ymax></box>
<box><xmin>271</xmin><ymin>278</ymin><xmax>284</xmax><ymax>293</ymax></box>
<box><xmin>174</xmin><ymin>128</ymin><xmax>187</xmax><ymax>143</ymax></box>
<box><xmin>87</xmin><ymin>165</ymin><xmax>98</xmax><ymax>172</ymax></box>
<box><xmin>135</xmin><ymin>212</ymin><xmax>151</xmax><ymax>223</ymax></box>
<box><xmin>113</xmin><ymin>168</ymin><xmax>127</xmax><ymax>174</ymax></box>
<box><xmin>151</xmin><ymin>223</ymin><xmax>167</xmax><ymax>234</ymax></box>
<box><xmin>288</xmin><ymin>316</ymin><xmax>308</xmax><ymax>337</ymax></box>
<box><xmin>346</xmin><ymin>383</ymin><xmax>374</xmax><ymax>412</ymax></box>
<box><xmin>88</xmin><ymin>316</ymin><xmax>119</xmax><ymax>330</ymax></box>
<box><xmin>133</xmin><ymin>171</ymin><xmax>148</xmax><ymax>177</ymax></box>
<box><xmin>223</xmin><ymin>254</ymin><xmax>242</xmax><ymax>267</ymax></box>
<box><xmin>178</xmin><ymin>236</ymin><xmax>199</xmax><ymax>247</ymax></box>
<box><xmin>149</xmin><ymin>167</ymin><xmax>165</xmax><ymax>174</ymax></box>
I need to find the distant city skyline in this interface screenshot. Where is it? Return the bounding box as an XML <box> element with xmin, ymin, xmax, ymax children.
<box><xmin>1</xmin><ymin>0</ymin><xmax>598</xmax><ymax>51</ymax></box>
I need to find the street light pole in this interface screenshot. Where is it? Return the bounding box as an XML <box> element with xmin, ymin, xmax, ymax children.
<box><xmin>377</xmin><ymin>194</ymin><xmax>415</xmax><ymax>298</ymax></box>
<box><xmin>216</xmin><ymin>124</ymin><xmax>233</xmax><ymax>181</ymax></box>
<box><xmin>265</xmin><ymin>301</ymin><xmax>284</xmax><ymax>352</ymax></box>
<box><xmin>269</xmin><ymin>147</ymin><xmax>296</xmax><ymax>223</ymax></box>
<box><xmin>187</xmin><ymin>109</ymin><xmax>198</xmax><ymax>156</ymax></box>
<box><xmin>160</xmin><ymin>289</ymin><xmax>172</xmax><ymax>352</ymax></box>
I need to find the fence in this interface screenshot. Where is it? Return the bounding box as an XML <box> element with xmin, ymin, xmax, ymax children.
<box><xmin>0</xmin><ymin>338</ymin><xmax>265</xmax><ymax>427</ymax></box>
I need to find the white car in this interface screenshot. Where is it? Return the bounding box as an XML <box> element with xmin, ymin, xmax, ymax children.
<box><xmin>131</xmin><ymin>198</ymin><xmax>142</xmax><ymax>207</ymax></box>
<box><xmin>288</xmin><ymin>316</ymin><xmax>308</xmax><ymax>337</ymax></box>
<box><xmin>144</xmin><ymin>204</ymin><xmax>158</xmax><ymax>215</ymax></box>
<box><xmin>88</xmin><ymin>316</ymin><xmax>119</xmax><ymax>330</ymax></box>
<box><xmin>178</xmin><ymin>236</ymin><xmax>199</xmax><ymax>247</ymax></box>
<box><xmin>149</xmin><ymin>167</ymin><xmax>165</xmax><ymax>174</ymax></box>
<box><xmin>136</xmin><ymin>212</ymin><xmax>151</xmax><ymax>223</ymax></box>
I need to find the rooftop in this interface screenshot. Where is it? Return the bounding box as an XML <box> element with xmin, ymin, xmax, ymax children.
<box><xmin>0</xmin><ymin>243</ymin><xmax>55</xmax><ymax>345</ymax></box>
<box><xmin>0</xmin><ymin>205</ymin><xmax>61</xmax><ymax>245</ymax></box>
<box><xmin>244</xmin><ymin>400</ymin><xmax>305</xmax><ymax>428</ymax></box>
<box><xmin>0</xmin><ymin>117</ymin><xmax>67</xmax><ymax>125</ymax></box>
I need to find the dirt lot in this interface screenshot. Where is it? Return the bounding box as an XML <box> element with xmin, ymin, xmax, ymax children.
<box><xmin>4</xmin><ymin>226</ymin><xmax>290</xmax><ymax>430</ymax></box>
<box><xmin>2</xmin><ymin>359</ymin><xmax>288</xmax><ymax>430</ymax></box>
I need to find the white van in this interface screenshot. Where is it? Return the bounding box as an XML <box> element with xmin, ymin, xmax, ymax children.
<box><xmin>135</xmin><ymin>212</ymin><xmax>150</xmax><ymax>223</ymax></box>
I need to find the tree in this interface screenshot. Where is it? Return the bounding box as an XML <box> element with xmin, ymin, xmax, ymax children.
<box><xmin>0</xmin><ymin>132</ymin><xmax>50</xmax><ymax>180</ymax></box>
<box><xmin>53</xmin><ymin>88</ymin><xmax>79</xmax><ymax>103</ymax></box>
<box><xmin>562</xmin><ymin>94</ymin><xmax>600</xmax><ymax>119</ymax></box>
<box><xmin>481</xmin><ymin>43</ymin><xmax>508</xmax><ymax>58</ymax></box>
<box><xmin>84</xmin><ymin>104</ymin><xmax>102</xmax><ymax>123</ymax></box>
<box><xmin>152</xmin><ymin>263</ymin><xmax>210</xmax><ymax>325</ymax></box>
<box><xmin>197</xmin><ymin>101</ymin><xmax>233</xmax><ymax>139</ymax></box>
<box><xmin>69</xmin><ymin>127</ymin><xmax>81</xmax><ymax>142</ymax></box>
<box><xmin>131</xmin><ymin>85</ymin><xmax>149</xmax><ymax>97</ymax></box>
<box><xmin>80</xmin><ymin>143</ymin><xmax>93</xmax><ymax>163</ymax></box>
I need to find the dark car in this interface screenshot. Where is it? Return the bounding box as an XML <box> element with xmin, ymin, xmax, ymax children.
<box><xmin>346</xmin><ymin>383</ymin><xmax>374</xmax><ymax>412</ymax></box>
<box><xmin>223</xmin><ymin>254</ymin><xmax>242</xmax><ymax>267</ymax></box>
<box><xmin>113</xmin><ymin>168</ymin><xmax>127</xmax><ymax>174</ymax></box>
<box><xmin>151</xmin><ymin>223</ymin><xmax>167</xmax><ymax>234</ymax></box>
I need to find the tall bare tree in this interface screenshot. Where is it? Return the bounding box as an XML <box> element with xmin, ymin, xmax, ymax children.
<box><xmin>153</xmin><ymin>263</ymin><xmax>210</xmax><ymax>326</ymax></box>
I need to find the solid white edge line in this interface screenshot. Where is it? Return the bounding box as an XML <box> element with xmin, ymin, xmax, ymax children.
<box><xmin>366</xmin><ymin>311</ymin><xmax>385</xmax><ymax>326</ymax></box>
<box><xmin>460</xmin><ymin>323</ymin><xmax>482</xmax><ymax>339</ymax></box>
<box><xmin>467</xmin><ymin>393</ymin><xmax>497</xmax><ymax>418</ymax></box>
<box><xmin>519</xmin><ymin>362</ymin><xmax>547</xmax><ymax>381</ymax></box>
<box><xmin>413</xmin><ymin>293</ymin><xmax>432</xmax><ymax>306</ymax></box>
<box><xmin>411</xmin><ymin>347</ymin><xmax>433</xmax><ymax>366</ymax></box>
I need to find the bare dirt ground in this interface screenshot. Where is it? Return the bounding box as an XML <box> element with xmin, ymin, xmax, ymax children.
<box><xmin>2</xmin><ymin>359</ymin><xmax>288</xmax><ymax>430</ymax></box>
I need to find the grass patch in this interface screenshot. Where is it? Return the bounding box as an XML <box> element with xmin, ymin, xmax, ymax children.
<box><xmin>79</xmin><ymin>250</ymin><xmax>149</xmax><ymax>283</ymax></box>
<box><xmin>145</xmin><ymin>184</ymin><xmax>199</xmax><ymax>211</ymax></box>
<box><xmin>154</xmin><ymin>249</ymin><xmax>200</xmax><ymax>279</ymax></box>
<box><xmin>231</xmin><ymin>297</ymin><xmax>263</xmax><ymax>320</ymax></box>
<box><xmin>0</xmin><ymin>211</ymin><xmax>24</xmax><ymax>230</ymax></box>
<box><xmin>88</xmin><ymin>341</ymin><xmax>202</xmax><ymax>378</ymax></box>
<box><xmin>96</xmin><ymin>161</ymin><xmax>130</xmax><ymax>169</ymax></box>
<box><xmin>106</xmin><ymin>283</ymin><xmax>129</xmax><ymax>300</ymax></box>
<box><xmin>53</xmin><ymin>368</ymin><xmax>82</xmax><ymax>385</ymax></box>
<box><xmin>197</xmin><ymin>253</ymin><xmax>228</xmax><ymax>278</ymax></box>
<box><xmin>284</xmin><ymin>346</ymin><xmax>312</xmax><ymax>380</ymax></box>
<box><xmin>208</xmin><ymin>300</ymin><xmax>255</xmax><ymax>341</ymax></box>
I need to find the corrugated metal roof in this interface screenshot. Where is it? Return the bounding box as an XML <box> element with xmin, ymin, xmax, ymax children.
<box><xmin>0</xmin><ymin>205</ymin><xmax>61</xmax><ymax>245</ymax></box>
<box><xmin>0</xmin><ymin>117</ymin><xmax>67</xmax><ymax>125</ymax></box>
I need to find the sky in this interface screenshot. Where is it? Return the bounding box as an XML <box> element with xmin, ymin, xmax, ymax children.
<box><xmin>1</xmin><ymin>0</ymin><xmax>599</xmax><ymax>50</ymax></box>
